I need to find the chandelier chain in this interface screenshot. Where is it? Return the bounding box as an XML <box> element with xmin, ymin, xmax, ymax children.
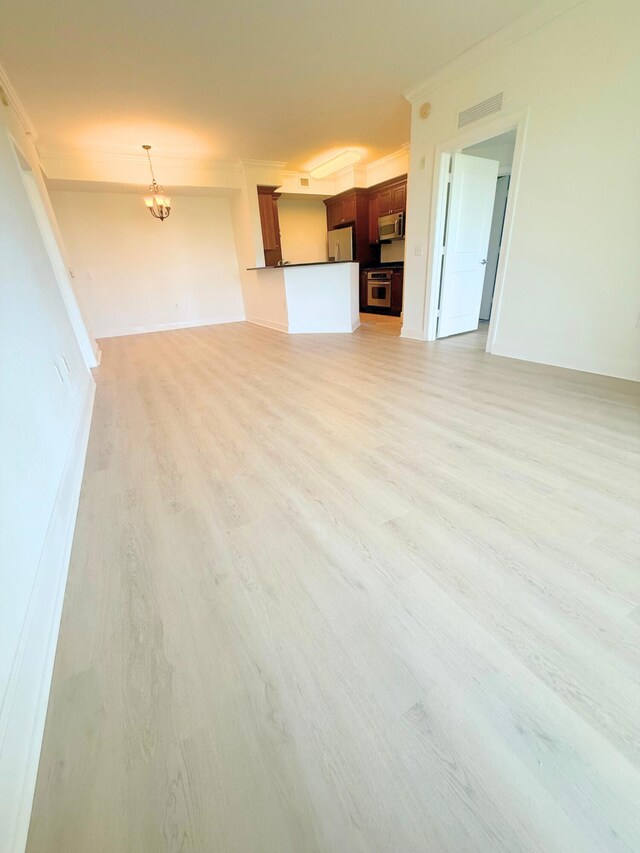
<box><xmin>145</xmin><ymin>146</ymin><xmax>158</xmax><ymax>185</ymax></box>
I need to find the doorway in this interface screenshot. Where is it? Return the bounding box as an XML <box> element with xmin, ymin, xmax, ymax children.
<box><xmin>423</xmin><ymin>113</ymin><xmax>526</xmax><ymax>350</ymax></box>
<box><xmin>461</xmin><ymin>130</ymin><xmax>515</xmax><ymax>328</ymax></box>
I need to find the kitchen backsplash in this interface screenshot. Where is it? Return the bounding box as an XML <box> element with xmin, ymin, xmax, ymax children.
<box><xmin>380</xmin><ymin>239</ymin><xmax>405</xmax><ymax>263</ymax></box>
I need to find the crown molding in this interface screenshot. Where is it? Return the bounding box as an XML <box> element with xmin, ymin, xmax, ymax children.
<box><xmin>280</xmin><ymin>169</ymin><xmax>311</xmax><ymax>178</ymax></box>
<box><xmin>0</xmin><ymin>62</ymin><xmax>38</xmax><ymax>139</ymax></box>
<box><xmin>366</xmin><ymin>143</ymin><xmax>410</xmax><ymax>170</ymax></box>
<box><xmin>45</xmin><ymin>177</ymin><xmax>240</xmax><ymax>197</ymax></box>
<box><xmin>331</xmin><ymin>163</ymin><xmax>360</xmax><ymax>181</ymax></box>
<box><xmin>404</xmin><ymin>0</ymin><xmax>586</xmax><ymax>103</ymax></box>
<box><xmin>240</xmin><ymin>158</ymin><xmax>287</xmax><ymax>169</ymax></box>
<box><xmin>280</xmin><ymin>147</ymin><xmax>409</xmax><ymax>183</ymax></box>
<box><xmin>39</xmin><ymin>147</ymin><xmax>242</xmax><ymax>172</ymax></box>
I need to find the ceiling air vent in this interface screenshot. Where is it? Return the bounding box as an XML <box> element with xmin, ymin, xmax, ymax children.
<box><xmin>457</xmin><ymin>93</ymin><xmax>504</xmax><ymax>129</ymax></box>
<box><xmin>299</xmin><ymin>177</ymin><xmax>310</xmax><ymax>188</ymax></box>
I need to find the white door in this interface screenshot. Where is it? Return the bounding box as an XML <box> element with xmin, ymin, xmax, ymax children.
<box><xmin>479</xmin><ymin>175</ymin><xmax>510</xmax><ymax>321</ymax></box>
<box><xmin>437</xmin><ymin>153</ymin><xmax>499</xmax><ymax>338</ymax></box>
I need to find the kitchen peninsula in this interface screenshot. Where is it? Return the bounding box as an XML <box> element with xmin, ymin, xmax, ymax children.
<box><xmin>246</xmin><ymin>261</ymin><xmax>359</xmax><ymax>334</ymax></box>
<box><xmin>246</xmin><ymin>172</ymin><xmax>407</xmax><ymax>334</ymax></box>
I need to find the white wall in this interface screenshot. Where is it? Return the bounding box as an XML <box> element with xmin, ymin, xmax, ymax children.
<box><xmin>366</xmin><ymin>145</ymin><xmax>410</xmax><ymax>187</ymax></box>
<box><xmin>0</xmin><ymin>108</ymin><xmax>94</xmax><ymax>852</ymax></box>
<box><xmin>403</xmin><ymin>0</ymin><xmax>640</xmax><ymax>380</ymax></box>
<box><xmin>51</xmin><ymin>190</ymin><xmax>245</xmax><ymax>338</ymax></box>
<box><xmin>278</xmin><ymin>197</ymin><xmax>328</xmax><ymax>264</ymax></box>
<box><xmin>231</xmin><ymin>161</ymin><xmax>291</xmax><ymax>329</ymax></box>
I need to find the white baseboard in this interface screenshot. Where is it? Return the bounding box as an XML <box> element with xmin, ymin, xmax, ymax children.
<box><xmin>97</xmin><ymin>314</ymin><xmax>246</xmax><ymax>339</ymax></box>
<box><xmin>490</xmin><ymin>344</ymin><xmax>640</xmax><ymax>383</ymax></box>
<box><xmin>245</xmin><ymin>316</ymin><xmax>289</xmax><ymax>333</ymax></box>
<box><xmin>400</xmin><ymin>326</ymin><xmax>427</xmax><ymax>340</ymax></box>
<box><xmin>248</xmin><ymin>318</ymin><xmax>360</xmax><ymax>335</ymax></box>
<box><xmin>287</xmin><ymin>324</ymin><xmax>357</xmax><ymax>334</ymax></box>
<box><xmin>0</xmin><ymin>376</ymin><xmax>96</xmax><ymax>853</ymax></box>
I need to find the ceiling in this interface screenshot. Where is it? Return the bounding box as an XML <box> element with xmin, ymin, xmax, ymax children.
<box><xmin>0</xmin><ymin>0</ymin><xmax>542</xmax><ymax>171</ymax></box>
<box><xmin>463</xmin><ymin>129</ymin><xmax>517</xmax><ymax>173</ymax></box>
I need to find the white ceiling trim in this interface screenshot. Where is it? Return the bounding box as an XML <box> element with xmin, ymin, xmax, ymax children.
<box><xmin>274</xmin><ymin>142</ymin><xmax>411</xmax><ymax>183</ymax></box>
<box><xmin>45</xmin><ymin>177</ymin><xmax>239</xmax><ymax>197</ymax></box>
<box><xmin>240</xmin><ymin>158</ymin><xmax>288</xmax><ymax>170</ymax></box>
<box><xmin>38</xmin><ymin>147</ymin><xmax>242</xmax><ymax>171</ymax></box>
<box><xmin>365</xmin><ymin>142</ymin><xmax>410</xmax><ymax>170</ymax></box>
<box><xmin>404</xmin><ymin>0</ymin><xmax>586</xmax><ymax>102</ymax></box>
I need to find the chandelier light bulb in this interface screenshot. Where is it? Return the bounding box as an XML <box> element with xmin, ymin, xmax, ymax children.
<box><xmin>141</xmin><ymin>145</ymin><xmax>171</xmax><ymax>221</ymax></box>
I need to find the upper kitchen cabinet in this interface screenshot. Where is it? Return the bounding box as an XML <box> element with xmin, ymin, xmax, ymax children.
<box><xmin>377</xmin><ymin>185</ymin><xmax>393</xmax><ymax>216</ymax></box>
<box><xmin>390</xmin><ymin>180</ymin><xmax>407</xmax><ymax>214</ymax></box>
<box><xmin>325</xmin><ymin>195</ymin><xmax>341</xmax><ymax>229</ymax></box>
<box><xmin>324</xmin><ymin>191</ymin><xmax>358</xmax><ymax>229</ymax></box>
<box><xmin>368</xmin><ymin>175</ymin><xmax>408</xmax><ymax>241</ymax></box>
<box><xmin>324</xmin><ymin>189</ymin><xmax>372</xmax><ymax>265</ymax></box>
<box><xmin>257</xmin><ymin>185</ymin><xmax>282</xmax><ymax>266</ymax></box>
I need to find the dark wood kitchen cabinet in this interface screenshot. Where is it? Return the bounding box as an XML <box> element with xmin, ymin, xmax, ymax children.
<box><xmin>367</xmin><ymin>174</ymin><xmax>408</xmax><ymax>242</ymax></box>
<box><xmin>324</xmin><ymin>174</ymin><xmax>407</xmax><ymax>254</ymax></box>
<box><xmin>391</xmin><ymin>181</ymin><xmax>407</xmax><ymax>214</ymax></box>
<box><xmin>324</xmin><ymin>191</ymin><xmax>358</xmax><ymax>229</ymax></box>
<box><xmin>359</xmin><ymin>269</ymin><xmax>368</xmax><ymax>311</ymax></box>
<box><xmin>325</xmin><ymin>196</ymin><xmax>342</xmax><ymax>229</ymax></box>
<box><xmin>257</xmin><ymin>185</ymin><xmax>282</xmax><ymax>266</ymax></box>
<box><xmin>324</xmin><ymin>188</ymin><xmax>372</xmax><ymax>265</ymax></box>
<box><xmin>377</xmin><ymin>185</ymin><xmax>393</xmax><ymax>217</ymax></box>
<box><xmin>368</xmin><ymin>191</ymin><xmax>380</xmax><ymax>244</ymax></box>
<box><xmin>391</xmin><ymin>269</ymin><xmax>404</xmax><ymax>314</ymax></box>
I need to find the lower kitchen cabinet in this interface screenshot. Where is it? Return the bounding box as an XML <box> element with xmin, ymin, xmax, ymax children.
<box><xmin>391</xmin><ymin>269</ymin><xmax>403</xmax><ymax>314</ymax></box>
<box><xmin>359</xmin><ymin>270</ymin><xmax>368</xmax><ymax>312</ymax></box>
<box><xmin>359</xmin><ymin>267</ymin><xmax>403</xmax><ymax>315</ymax></box>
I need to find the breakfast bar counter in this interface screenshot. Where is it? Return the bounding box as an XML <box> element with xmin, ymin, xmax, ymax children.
<box><xmin>245</xmin><ymin>261</ymin><xmax>359</xmax><ymax>334</ymax></box>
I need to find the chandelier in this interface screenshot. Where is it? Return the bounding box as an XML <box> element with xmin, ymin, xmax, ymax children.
<box><xmin>142</xmin><ymin>145</ymin><xmax>171</xmax><ymax>221</ymax></box>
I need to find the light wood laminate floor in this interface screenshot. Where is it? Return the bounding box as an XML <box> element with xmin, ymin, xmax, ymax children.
<box><xmin>28</xmin><ymin>322</ymin><xmax>640</xmax><ymax>852</ymax></box>
<box><xmin>358</xmin><ymin>312</ymin><xmax>402</xmax><ymax>335</ymax></box>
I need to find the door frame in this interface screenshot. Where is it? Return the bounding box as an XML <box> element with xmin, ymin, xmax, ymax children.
<box><xmin>422</xmin><ymin>108</ymin><xmax>529</xmax><ymax>351</ymax></box>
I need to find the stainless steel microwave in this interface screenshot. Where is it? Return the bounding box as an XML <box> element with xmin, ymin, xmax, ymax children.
<box><xmin>378</xmin><ymin>211</ymin><xmax>405</xmax><ymax>241</ymax></box>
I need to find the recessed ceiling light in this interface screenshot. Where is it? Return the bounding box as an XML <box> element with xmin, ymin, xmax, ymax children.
<box><xmin>310</xmin><ymin>149</ymin><xmax>362</xmax><ymax>179</ymax></box>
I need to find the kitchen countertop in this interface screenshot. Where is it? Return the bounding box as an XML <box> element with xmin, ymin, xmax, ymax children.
<box><xmin>360</xmin><ymin>262</ymin><xmax>404</xmax><ymax>270</ymax></box>
<box><xmin>246</xmin><ymin>260</ymin><xmax>356</xmax><ymax>271</ymax></box>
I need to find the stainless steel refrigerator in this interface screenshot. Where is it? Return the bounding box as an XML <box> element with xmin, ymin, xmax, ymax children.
<box><xmin>327</xmin><ymin>226</ymin><xmax>353</xmax><ymax>262</ymax></box>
